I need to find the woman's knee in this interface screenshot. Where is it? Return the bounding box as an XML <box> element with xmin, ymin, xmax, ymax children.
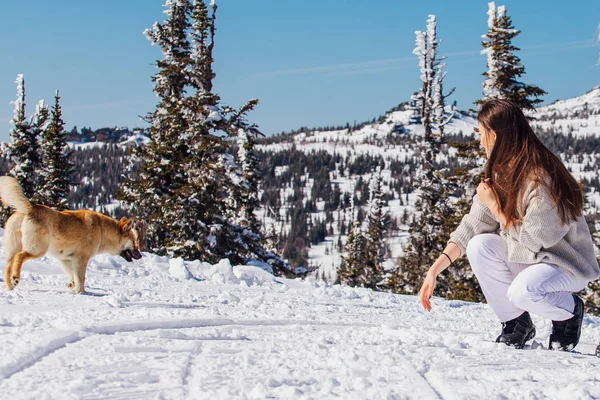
<box><xmin>466</xmin><ymin>234</ymin><xmax>503</xmax><ymax>266</ymax></box>
<box><xmin>507</xmin><ymin>275</ymin><xmax>544</xmax><ymax>308</ymax></box>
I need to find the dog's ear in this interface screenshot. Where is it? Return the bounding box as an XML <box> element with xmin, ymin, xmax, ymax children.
<box><xmin>119</xmin><ymin>218</ymin><xmax>135</xmax><ymax>232</ymax></box>
<box><xmin>125</xmin><ymin>219</ymin><xmax>135</xmax><ymax>232</ymax></box>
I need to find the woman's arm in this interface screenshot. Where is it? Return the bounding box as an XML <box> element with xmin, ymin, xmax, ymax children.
<box><xmin>419</xmin><ymin>242</ymin><xmax>461</xmax><ymax>311</ymax></box>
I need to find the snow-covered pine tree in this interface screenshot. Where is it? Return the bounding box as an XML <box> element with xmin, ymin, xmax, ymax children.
<box><xmin>121</xmin><ymin>0</ymin><xmax>290</xmax><ymax>274</ymax></box>
<box><xmin>39</xmin><ymin>91</ymin><xmax>73</xmax><ymax>210</ymax></box>
<box><xmin>182</xmin><ymin>0</ymin><xmax>289</xmax><ymax>273</ymax></box>
<box><xmin>30</xmin><ymin>100</ymin><xmax>50</xmax><ymax>204</ymax></box>
<box><xmin>432</xmin><ymin>58</ymin><xmax>455</xmax><ymax>138</ymax></box>
<box><xmin>476</xmin><ymin>2</ymin><xmax>546</xmax><ymax>109</ymax></box>
<box><xmin>338</xmin><ymin>191</ymin><xmax>366</xmax><ymax>286</ymax></box>
<box><xmin>390</xmin><ymin>15</ymin><xmax>454</xmax><ymax>295</ymax></box>
<box><xmin>411</xmin><ymin>18</ymin><xmax>436</xmax><ymax>141</ymax></box>
<box><xmin>236</xmin><ymin>127</ymin><xmax>261</xmax><ymax>233</ymax></box>
<box><xmin>5</xmin><ymin>74</ymin><xmax>41</xmax><ymax>200</ymax></box>
<box><xmin>120</xmin><ymin>0</ymin><xmax>198</xmax><ymax>254</ymax></box>
<box><xmin>361</xmin><ymin>170</ymin><xmax>387</xmax><ymax>290</ymax></box>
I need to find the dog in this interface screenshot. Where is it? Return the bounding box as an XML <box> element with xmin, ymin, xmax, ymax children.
<box><xmin>0</xmin><ymin>176</ymin><xmax>145</xmax><ymax>293</ymax></box>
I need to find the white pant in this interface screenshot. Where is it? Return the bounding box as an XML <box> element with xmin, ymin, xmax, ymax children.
<box><xmin>466</xmin><ymin>234</ymin><xmax>589</xmax><ymax>322</ymax></box>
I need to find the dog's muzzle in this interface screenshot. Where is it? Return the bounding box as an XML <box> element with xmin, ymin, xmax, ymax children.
<box><xmin>120</xmin><ymin>249</ymin><xmax>143</xmax><ymax>262</ymax></box>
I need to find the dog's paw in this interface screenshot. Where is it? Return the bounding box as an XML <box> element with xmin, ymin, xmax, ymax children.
<box><xmin>67</xmin><ymin>280</ymin><xmax>74</xmax><ymax>288</ymax></box>
<box><xmin>5</xmin><ymin>280</ymin><xmax>14</xmax><ymax>291</ymax></box>
<box><xmin>11</xmin><ymin>276</ymin><xmax>19</xmax><ymax>288</ymax></box>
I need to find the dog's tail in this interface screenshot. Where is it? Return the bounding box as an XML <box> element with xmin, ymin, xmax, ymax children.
<box><xmin>0</xmin><ymin>176</ymin><xmax>31</xmax><ymax>214</ymax></box>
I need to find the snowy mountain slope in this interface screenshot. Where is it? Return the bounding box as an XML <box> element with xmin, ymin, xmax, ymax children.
<box><xmin>259</xmin><ymin>107</ymin><xmax>477</xmax><ymax>159</ymax></box>
<box><xmin>530</xmin><ymin>85</ymin><xmax>600</xmax><ymax>138</ymax></box>
<box><xmin>1</xmin><ymin>232</ymin><xmax>600</xmax><ymax>398</ymax></box>
<box><xmin>257</xmin><ymin>88</ymin><xmax>600</xmax><ymax>280</ymax></box>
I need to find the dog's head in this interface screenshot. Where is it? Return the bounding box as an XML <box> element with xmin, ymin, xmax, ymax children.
<box><xmin>118</xmin><ymin>217</ymin><xmax>146</xmax><ymax>262</ymax></box>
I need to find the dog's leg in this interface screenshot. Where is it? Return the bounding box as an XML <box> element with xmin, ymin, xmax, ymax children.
<box><xmin>60</xmin><ymin>260</ymin><xmax>75</xmax><ymax>288</ymax></box>
<box><xmin>72</xmin><ymin>258</ymin><xmax>90</xmax><ymax>294</ymax></box>
<box><xmin>4</xmin><ymin>213</ymin><xmax>23</xmax><ymax>290</ymax></box>
<box><xmin>11</xmin><ymin>216</ymin><xmax>49</xmax><ymax>290</ymax></box>
<box><xmin>10</xmin><ymin>251</ymin><xmax>43</xmax><ymax>289</ymax></box>
<box><xmin>5</xmin><ymin>257</ymin><xmax>15</xmax><ymax>290</ymax></box>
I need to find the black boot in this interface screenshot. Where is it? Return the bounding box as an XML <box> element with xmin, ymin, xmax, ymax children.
<box><xmin>496</xmin><ymin>312</ymin><xmax>536</xmax><ymax>349</ymax></box>
<box><xmin>549</xmin><ymin>295</ymin><xmax>584</xmax><ymax>351</ymax></box>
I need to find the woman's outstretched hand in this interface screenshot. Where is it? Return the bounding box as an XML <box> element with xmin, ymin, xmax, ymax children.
<box><xmin>419</xmin><ymin>271</ymin><xmax>437</xmax><ymax>311</ymax></box>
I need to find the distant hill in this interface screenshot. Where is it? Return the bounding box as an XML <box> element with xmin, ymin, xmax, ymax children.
<box><xmin>531</xmin><ymin>85</ymin><xmax>600</xmax><ymax>138</ymax></box>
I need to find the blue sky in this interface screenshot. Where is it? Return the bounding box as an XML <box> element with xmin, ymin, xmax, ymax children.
<box><xmin>0</xmin><ymin>1</ymin><xmax>598</xmax><ymax>142</ymax></box>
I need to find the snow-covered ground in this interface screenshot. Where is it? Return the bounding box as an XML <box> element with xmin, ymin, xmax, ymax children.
<box><xmin>1</xmin><ymin>235</ymin><xmax>600</xmax><ymax>398</ymax></box>
<box><xmin>531</xmin><ymin>85</ymin><xmax>600</xmax><ymax>138</ymax></box>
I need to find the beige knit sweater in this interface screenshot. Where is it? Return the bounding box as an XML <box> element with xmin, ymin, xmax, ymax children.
<box><xmin>449</xmin><ymin>181</ymin><xmax>600</xmax><ymax>281</ymax></box>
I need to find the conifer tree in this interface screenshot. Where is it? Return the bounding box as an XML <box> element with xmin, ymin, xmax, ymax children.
<box><xmin>390</xmin><ymin>15</ymin><xmax>454</xmax><ymax>294</ymax></box>
<box><xmin>6</xmin><ymin>74</ymin><xmax>41</xmax><ymax>199</ymax></box>
<box><xmin>121</xmin><ymin>0</ymin><xmax>192</xmax><ymax>254</ymax></box>
<box><xmin>236</xmin><ymin>127</ymin><xmax>261</xmax><ymax>233</ymax></box>
<box><xmin>432</xmin><ymin>60</ymin><xmax>455</xmax><ymax>137</ymax></box>
<box><xmin>30</xmin><ymin>100</ymin><xmax>50</xmax><ymax>204</ymax></box>
<box><xmin>477</xmin><ymin>2</ymin><xmax>546</xmax><ymax>109</ymax></box>
<box><xmin>39</xmin><ymin>91</ymin><xmax>73</xmax><ymax>210</ymax></box>
<box><xmin>338</xmin><ymin>192</ymin><xmax>366</xmax><ymax>286</ymax></box>
<box><xmin>121</xmin><ymin>0</ymin><xmax>290</xmax><ymax>274</ymax></box>
<box><xmin>362</xmin><ymin>170</ymin><xmax>387</xmax><ymax>289</ymax></box>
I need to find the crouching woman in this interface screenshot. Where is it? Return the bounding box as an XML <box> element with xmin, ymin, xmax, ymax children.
<box><xmin>419</xmin><ymin>99</ymin><xmax>600</xmax><ymax>350</ymax></box>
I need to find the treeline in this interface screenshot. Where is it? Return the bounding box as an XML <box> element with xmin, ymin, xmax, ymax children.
<box><xmin>66</xmin><ymin>126</ymin><xmax>147</xmax><ymax>144</ymax></box>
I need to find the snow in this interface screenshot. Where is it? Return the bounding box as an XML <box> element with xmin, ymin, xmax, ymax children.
<box><xmin>119</xmin><ymin>133</ymin><xmax>152</xmax><ymax>147</ymax></box>
<box><xmin>529</xmin><ymin>85</ymin><xmax>600</xmax><ymax>138</ymax></box>
<box><xmin>2</xmin><ymin>230</ymin><xmax>600</xmax><ymax>398</ymax></box>
<box><xmin>10</xmin><ymin>74</ymin><xmax>25</xmax><ymax>125</ymax></box>
<box><xmin>487</xmin><ymin>2</ymin><xmax>496</xmax><ymax>29</ymax></box>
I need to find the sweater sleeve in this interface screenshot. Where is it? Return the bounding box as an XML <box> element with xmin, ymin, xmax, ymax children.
<box><xmin>504</xmin><ymin>184</ymin><xmax>571</xmax><ymax>253</ymax></box>
<box><xmin>449</xmin><ymin>194</ymin><xmax>500</xmax><ymax>257</ymax></box>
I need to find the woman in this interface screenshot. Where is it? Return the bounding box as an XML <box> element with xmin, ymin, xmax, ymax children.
<box><xmin>419</xmin><ymin>99</ymin><xmax>600</xmax><ymax>350</ymax></box>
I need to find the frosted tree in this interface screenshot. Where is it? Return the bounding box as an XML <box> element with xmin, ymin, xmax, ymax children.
<box><xmin>29</xmin><ymin>100</ymin><xmax>50</xmax><ymax>204</ymax></box>
<box><xmin>5</xmin><ymin>75</ymin><xmax>41</xmax><ymax>200</ymax></box>
<box><xmin>236</xmin><ymin>127</ymin><xmax>261</xmax><ymax>233</ymax></box>
<box><xmin>39</xmin><ymin>91</ymin><xmax>73</xmax><ymax>210</ymax></box>
<box><xmin>390</xmin><ymin>15</ymin><xmax>454</xmax><ymax>295</ymax></box>
<box><xmin>361</xmin><ymin>170</ymin><xmax>388</xmax><ymax>289</ymax></box>
<box><xmin>120</xmin><ymin>0</ymin><xmax>192</xmax><ymax>255</ymax></box>
<box><xmin>411</xmin><ymin>17</ymin><xmax>436</xmax><ymax>140</ymax></box>
<box><xmin>477</xmin><ymin>2</ymin><xmax>546</xmax><ymax>109</ymax></box>
<box><xmin>121</xmin><ymin>0</ymin><xmax>290</xmax><ymax>274</ymax></box>
<box><xmin>432</xmin><ymin>59</ymin><xmax>455</xmax><ymax>138</ymax></box>
<box><xmin>338</xmin><ymin>189</ymin><xmax>366</xmax><ymax>286</ymax></box>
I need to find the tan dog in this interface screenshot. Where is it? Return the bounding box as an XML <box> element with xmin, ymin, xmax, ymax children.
<box><xmin>0</xmin><ymin>176</ymin><xmax>145</xmax><ymax>293</ymax></box>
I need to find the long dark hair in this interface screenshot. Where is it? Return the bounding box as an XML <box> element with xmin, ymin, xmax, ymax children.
<box><xmin>477</xmin><ymin>99</ymin><xmax>583</xmax><ymax>228</ymax></box>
